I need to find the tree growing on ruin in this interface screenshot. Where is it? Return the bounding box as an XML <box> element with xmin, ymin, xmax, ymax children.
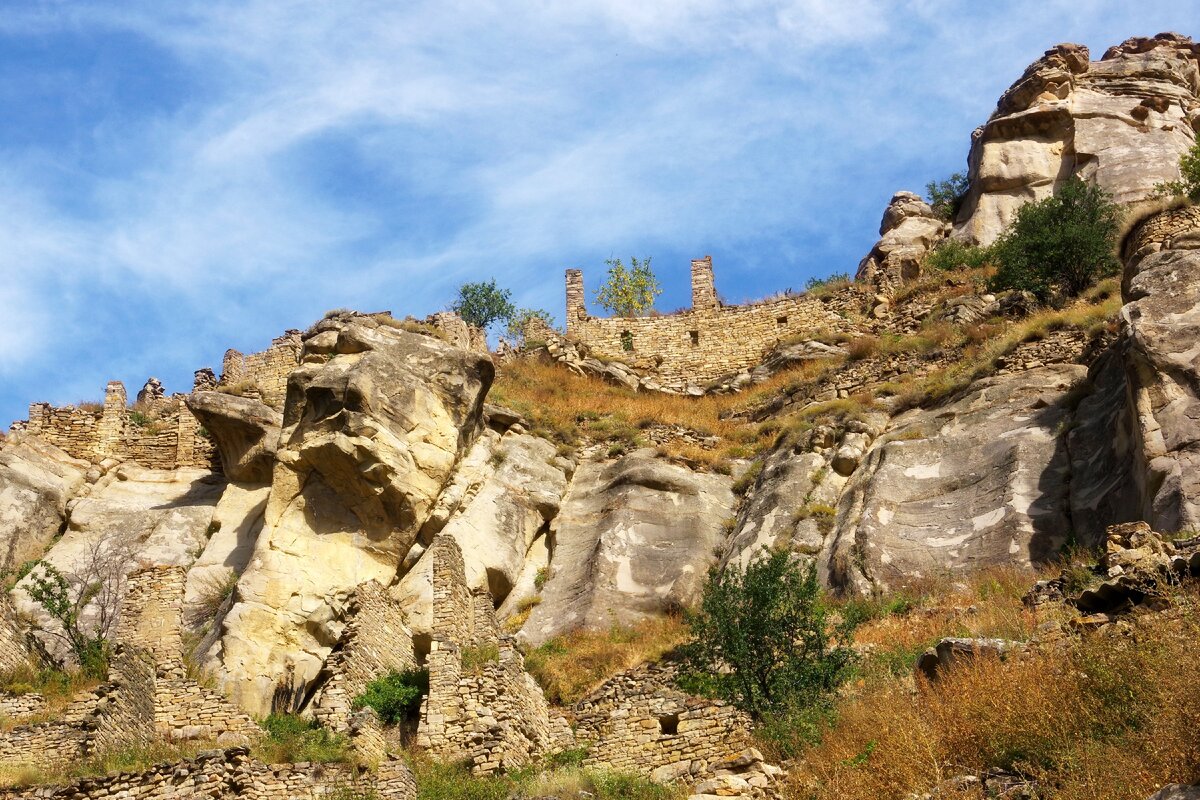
<box><xmin>451</xmin><ymin>279</ymin><xmax>516</xmax><ymax>331</ymax></box>
<box><xmin>679</xmin><ymin>549</ymin><xmax>856</xmax><ymax>724</ymax></box>
<box><xmin>504</xmin><ymin>307</ymin><xmax>557</xmax><ymax>347</ymax></box>
<box><xmin>989</xmin><ymin>176</ymin><xmax>1121</xmax><ymax>301</ymax></box>
<box><xmin>594</xmin><ymin>257</ymin><xmax>661</xmax><ymax>317</ymax></box>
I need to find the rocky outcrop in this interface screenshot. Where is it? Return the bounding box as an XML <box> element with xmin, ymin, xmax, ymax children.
<box><xmin>11</xmin><ymin>465</ymin><xmax>224</xmax><ymax>662</ymax></box>
<box><xmin>855</xmin><ymin>191</ymin><xmax>949</xmax><ymax>295</ymax></box>
<box><xmin>0</xmin><ymin>434</ymin><xmax>89</xmax><ymax>575</ymax></box>
<box><xmin>521</xmin><ymin>449</ymin><xmax>735</xmax><ymax>645</ymax></box>
<box><xmin>956</xmin><ymin>34</ymin><xmax>1200</xmax><ymax>245</ymax></box>
<box><xmin>212</xmin><ymin>314</ymin><xmax>493</xmax><ymax>716</ymax></box>
<box><xmin>393</xmin><ymin>429</ymin><xmax>570</xmax><ymax>637</ymax></box>
<box><xmin>820</xmin><ymin>366</ymin><xmax>1081</xmax><ymax>592</ymax></box>
<box><xmin>184</xmin><ymin>391</ymin><xmax>282</xmax><ymax>483</ymax></box>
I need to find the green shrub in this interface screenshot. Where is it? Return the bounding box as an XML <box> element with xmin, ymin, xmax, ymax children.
<box><xmin>989</xmin><ymin>177</ymin><xmax>1122</xmax><ymax>301</ymax></box>
<box><xmin>452</xmin><ymin>279</ymin><xmax>516</xmax><ymax>331</ymax></box>
<box><xmin>679</xmin><ymin>549</ymin><xmax>856</xmax><ymax>721</ymax></box>
<box><xmin>1153</xmin><ymin>141</ymin><xmax>1200</xmax><ymax>203</ymax></box>
<box><xmin>534</xmin><ymin>567</ymin><xmax>549</xmax><ymax>591</ymax></box>
<box><xmin>926</xmin><ymin>172</ymin><xmax>969</xmax><ymax>221</ymax></box>
<box><xmin>352</xmin><ymin>669</ymin><xmax>428</xmax><ymax>724</ymax></box>
<box><xmin>732</xmin><ymin>461</ymin><xmax>763</xmax><ymax>496</ymax></box>
<box><xmin>256</xmin><ymin>714</ymin><xmax>349</xmax><ymax>763</ymax></box>
<box><xmin>923</xmin><ymin>238</ymin><xmax>993</xmax><ymax>272</ymax></box>
<box><xmin>548</xmin><ymin>747</ymin><xmax>589</xmax><ymax>769</ymax></box>
<box><xmin>804</xmin><ymin>272</ymin><xmax>852</xmax><ymax>294</ymax></box>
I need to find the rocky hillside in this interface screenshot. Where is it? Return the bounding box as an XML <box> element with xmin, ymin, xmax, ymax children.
<box><xmin>0</xmin><ymin>30</ymin><xmax>1198</xmax><ymax>800</ymax></box>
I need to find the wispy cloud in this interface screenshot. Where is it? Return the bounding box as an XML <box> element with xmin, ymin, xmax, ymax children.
<box><xmin>0</xmin><ymin>0</ymin><xmax>1196</xmax><ymax>425</ymax></box>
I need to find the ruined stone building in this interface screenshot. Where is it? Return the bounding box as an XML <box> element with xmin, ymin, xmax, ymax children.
<box><xmin>563</xmin><ymin>257</ymin><xmax>854</xmax><ymax>391</ymax></box>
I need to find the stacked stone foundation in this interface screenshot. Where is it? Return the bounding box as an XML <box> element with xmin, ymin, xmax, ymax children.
<box><xmin>220</xmin><ymin>331</ymin><xmax>303</xmax><ymax>409</ymax></box>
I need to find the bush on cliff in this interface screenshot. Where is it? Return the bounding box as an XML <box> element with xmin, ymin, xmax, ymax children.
<box><xmin>1154</xmin><ymin>141</ymin><xmax>1200</xmax><ymax>203</ymax></box>
<box><xmin>679</xmin><ymin>550</ymin><xmax>855</xmax><ymax>723</ymax></box>
<box><xmin>989</xmin><ymin>176</ymin><xmax>1121</xmax><ymax>301</ymax></box>
<box><xmin>352</xmin><ymin>668</ymin><xmax>428</xmax><ymax>724</ymax></box>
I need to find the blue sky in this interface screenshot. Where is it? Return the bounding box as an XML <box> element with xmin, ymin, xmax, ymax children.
<box><xmin>1</xmin><ymin>1</ymin><xmax>1196</xmax><ymax>427</ymax></box>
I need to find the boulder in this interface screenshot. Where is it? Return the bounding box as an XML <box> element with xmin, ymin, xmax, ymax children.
<box><xmin>521</xmin><ymin>449</ymin><xmax>735</xmax><ymax>645</ymax></box>
<box><xmin>185</xmin><ymin>391</ymin><xmax>282</xmax><ymax>484</ymax></box>
<box><xmin>916</xmin><ymin>637</ymin><xmax>1025</xmax><ymax>681</ymax></box>
<box><xmin>855</xmin><ymin>191</ymin><xmax>948</xmax><ymax>294</ymax></box>
<box><xmin>1147</xmin><ymin>786</ymin><xmax>1200</xmax><ymax>800</ymax></box>
<box><xmin>822</xmin><ymin>365</ymin><xmax>1082</xmax><ymax>591</ymax></box>
<box><xmin>956</xmin><ymin>34</ymin><xmax>1200</xmax><ymax>246</ymax></box>
<box><xmin>0</xmin><ymin>434</ymin><xmax>89</xmax><ymax>575</ymax></box>
<box><xmin>212</xmin><ymin>314</ymin><xmax>492</xmax><ymax>715</ymax></box>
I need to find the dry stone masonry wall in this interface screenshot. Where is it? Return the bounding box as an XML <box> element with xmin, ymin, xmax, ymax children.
<box><xmin>573</xmin><ymin>663</ymin><xmax>753</xmax><ymax>783</ymax></box>
<box><xmin>0</xmin><ymin>746</ymin><xmax>418</xmax><ymax>800</ymax></box>
<box><xmin>426</xmin><ymin>312</ymin><xmax>489</xmax><ymax>353</ymax></box>
<box><xmin>13</xmin><ymin>381</ymin><xmax>217</xmax><ymax>471</ymax></box>
<box><xmin>311</xmin><ymin>580</ymin><xmax>418</xmax><ymax>734</ymax></box>
<box><xmin>220</xmin><ymin>331</ymin><xmax>303</xmax><ymax>409</ymax></box>
<box><xmin>418</xmin><ymin>535</ymin><xmax>572</xmax><ymax>774</ymax></box>
<box><xmin>564</xmin><ymin>257</ymin><xmax>854</xmax><ymax>392</ymax></box>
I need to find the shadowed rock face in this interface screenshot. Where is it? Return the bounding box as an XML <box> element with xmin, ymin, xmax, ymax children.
<box><xmin>212</xmin><ymin>315</ymin><xmax>493</xmax><ymax>715</ymax></box>
<box><xmin>0</xmin><ymin>435</ymin><xmax>88</xmax><ymax>575</ymax></box>
<box><xmin>821</xmin><ymin>366</ymin><xmax>1082</xmax><ymax>593</ymax></box>
<box><xmin>185</xmin><ymin>392</ymin><xmax>282</xmax><ymax>484</ymax></box>
<box><xmin>955</xmin><ymin>34</ymin><xmax>1200</xmax><ymax>246</ymax></box>
<box><xmin>520</xmin><ymin>449</ymin><xmax>734</xmax><ymax>646</ymax></box>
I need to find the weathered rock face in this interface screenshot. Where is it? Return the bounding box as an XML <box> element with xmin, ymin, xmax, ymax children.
<box><xmin>820</xmin><ymin>366</ymin><xmax>1082</xmax><ymax>592</ymax></box>
<box><xmin>184</xmin><ymin>392</ymin><xmax>282</xmax><ymax>483</ymax></box>
<box><xmin>855</xmin><ymin>191</ymin><xmax>948</xmax><ymax>295</ymax></box>
<box><xmin>0</xmin><ymin>435</ymin><xmax>89</xmax><ymax>574</ymax></box>
<box><xmin>956</xmin><ymin>34</ymin><xmax>1200</xmax><ymax>245</ymax></box>
<box><xmin>1116</xmin><ymin>233</ymin><xmax>1200</xmax><ymax>532</ymax></box>
<box><xmin>392</xmin><ymin>429</ymin><xmax>570</xmax><ymax>638</ymax></box>
<box><xmin>521</xmin><ymin>449</ymin><xmax>735</xmax><ymax>645</ymax></box>
<box><xmin>11</xmin><ymin>465</ymin><xmax>224</xmax><ymax>661</ymax></box>
<box><xmin>212</xmin><ymin>315</ymin><xmax>493</xmax><ymax>715</ymax></box>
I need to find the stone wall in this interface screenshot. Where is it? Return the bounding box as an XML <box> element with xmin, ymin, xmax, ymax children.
<box><xmin>311</xmin><ymin>580</ymin><xmax>418</xmax><ymax>734</ymax></box>
<box><xmin>118</xmin><ymin>566</ymin><xmax>262</xmax><ymax>744</ymax></box>
<box><xmin>426</xmin><ymin>312</ymin><xmax>489</xmax><ymax>353</ymax></box>
<box><xmin>1124</xmin><ymin>204</ymin><xmax>1200</xmax><ymax>265</ymax></box>
<box><xmin>0</xmin><ymin>746</ymin><xmax>418</xmax><ymax>800</ymax></box>
<box><xmin>0</xmin><ymin>692</ymin><xmax>45</xmax><ymax>722</ymax></box>
<box><xmin>418</xmin><ymin>535</ymin><xmax>572</xmax><ymax>774</ymax></box>
<box><xmin>14</xmin><ymin>382</ymin><xmax>217</xmax><ymax>471</ymax></box>
<box><xmin>221</xmin><ymin>331</ymin><xmax>303</xmax><ymax>409</ymax></box>
<box><xmin>573</xmin><ymin>663</ymin><xmax>753</xmax><ymax>783</ymax></box>
<box><xmin>564</xmin><ymin>258</ymin><xmax>854</xmax><ymax>392</ymax></box>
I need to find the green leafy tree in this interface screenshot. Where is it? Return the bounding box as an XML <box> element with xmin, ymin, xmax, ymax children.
<box><xmin>926</xmin><ymin>172</ymin><xmax>970</xmax><ymax>221</ymax></box>
<box><xmin>1153</xmin><ymin>141</ymin><xmax>1200</xmax><ymax>203</ymax></box>
<box><xmin>594</xmin><ymin>257</ymin><xmax>661</xmax><ymax>317</ymax></box>
<box><xmin>989</xmin><ymin>176</ymin><xmax>1122</xmax><ymax>301</ymax></box>
<box><xmin>504</xmin><ymin>307</ymin><xmax>556</xmax><ymax>347</ymax></box>
<box><xmin>451</xmin><ymin>279</ymin><xmax>516</xmax><ymax>331</ymax></box>
<box><xmin>679</xmin><ymin>549</ymin><xmax>856</xmax><ymax>721</ymax></box>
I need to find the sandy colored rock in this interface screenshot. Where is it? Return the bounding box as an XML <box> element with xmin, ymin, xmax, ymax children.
<box><xmin>521</xmin><ymin>449</ymin><xmax>735</xmax><ymax>645</ymax></box>
<box><xmin>213</xmin><ymin>314</ymin><xmax>492</xmax><ymax>715</ymax></box>
<box><xmin>184</xmin><ymin>391</ymin><xmax>282</xmax><ymax>483</ymax></box>
<box><xmin>0</xmin><ymin>434</ymin><xmax>89</xmax><ymax>575</ymax></box>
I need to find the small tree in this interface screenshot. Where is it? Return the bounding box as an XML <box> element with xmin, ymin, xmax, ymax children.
<box><xmin>352</xmin><ymin>668</ymin><xmax>428</xmax><ymax>724</ymax></box>
<box><xmin>451</xmin><ymin>279</ymin><xmax>516</xmax><ymax>331</ymax></box>
<box><xmin>679</xmin><ymin>549</ymin><xmax>855</xmax><ymax>721</ymax></box>
<box><xmin>926</xmin><ymin>171</ymin><xmax>969</xmax><ymax>221</ymax></box>
<box><xmin>594</xmin><ymin>256</ymin><xmax>661</xmax><ymax>317</ymax></box>
<box><xmin>22</xmin><ymin>541</ymin><xmax>130</xmax><ymax>677</ymax></box>
<box><xmin>504</xmin><ymin>307</ymin><xmax>556</xmax><ymax>347</ymax></box>
<box><xmin>1153</xmin><ymin>141</ymin><xmax>1200</xmax><ymax>203</ymax></box>
<box><xmin>989</xmin><ymin>176</ymin><xmax>1121</xmax><ymax>301</ymax></box>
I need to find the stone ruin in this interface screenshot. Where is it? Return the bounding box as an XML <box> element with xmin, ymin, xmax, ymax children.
<box><xmin>563</xmin><ymin>256</ymin><xmax>860</xmax><ymax>393</ymax></box>
<box><xmin>573</xmin><ymin>662</ymin><xmax>754</xmax><ymax>783</ymax></box>
<box><xmin>417</xmin><ymin>535</ymin><xmax>574</xmax><ymax>774</ymax></box>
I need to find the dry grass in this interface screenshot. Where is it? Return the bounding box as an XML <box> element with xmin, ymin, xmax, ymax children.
<box><xmin>524</xmin><ymin>615</ymin><xmax>690</xmax><ymax>705</ymax></box>
<box><xmin>0</xmin><ymin>663</ymin><xmax>100</xmax><ymax>720</ymax></box>
<box><xmin>489</xmin><ymin>359</ymin><xmax>820</xmax><ymax>466</ymax></box>
<box><xmin>0</xmin><ymin>738</ymin><xmax>221</xmax><ymax>788</ymax></box>
<box><xmin>789</xmin><ymin>579</ymin><xmax>1200</xmax><ymax>800</ymax></box>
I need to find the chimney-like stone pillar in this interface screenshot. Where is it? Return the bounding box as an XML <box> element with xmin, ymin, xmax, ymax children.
<box><xmin>691</xmin><ymin>256</ymin><xmax>717</xmax><ymax>312</ymax></box>
<box><xmin>565</xmin><ymin>269</ymin><xmax>586</xmax><ymax>334</ymax></box>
